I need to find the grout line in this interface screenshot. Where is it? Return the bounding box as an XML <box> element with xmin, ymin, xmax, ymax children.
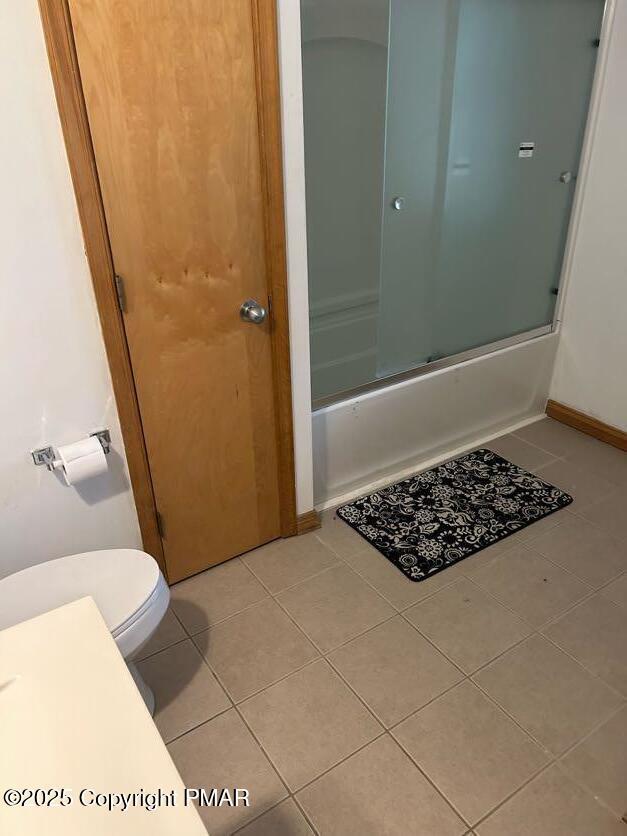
<box><xmin>530</xmin><ymin>545</ymin><xmax>626</xmax><ymax>596</ymax></box>
<box><xmin>135</xmin><ymin>634</ymin><xmax>189</xmax><ymax>663</ymax></box>
<box><xmin>290</xmin><ymin>793</ymin><xmax>322</xmax><ymax>836</ymax></box>
<box><xmin>325</xmin><ymin>540</ymin><xmax>463</xmax><ymax>612</ymax></box>
<box><xmin>466</xmin><ymin>696</ymin><xmax>627</xmax><ymax>831</ymax></box>
<box><xmin>228</xmin><ymin>796</ymin><xmax>292</xmax><ymax>835</ymax></box>
<box><xmin>171</xmin><ymin>594</ymin><xmax>272</xmax><ymax>638</ymax></box>
<box><xmin>163</xmin><ymin>436</ymin><xmax>627</xmax><ymax>832</ymax></box>
<box><xmin>552</xmin><ymin>745</ymin><xmax>627</xmax><ymax>823</ymax></box>
<box><xmin>388</xmin><ymin>676</ymin><xmax>471</xmax><ymax>732</ymax></box>
<box><xmin>243</xmin><ymin>557</ymin><xmax>342</xmax><ymax>597</ymax></box>
<box><xmin>538</xmin><ymin>629</ymin><xmax>627</xmax><ymax>703</ymax></box>
<box><xmin>265</xmin><ymin>590</ymin><xmax>393</xmax><ymax>728</ymax></box>
<box><xmin>164</xmin><ymin>702</ymin><xmax>234</xmax><ymax>747</ymax></box>
<box><xmin>234</xmin><ymin>548</ymin><xmax>394</xmax><ymax>662</ymax></box>
<box><xmin>192</xmin><ymin>632</ymin><xmax>323</xmax><ymax>707</ymax></box>
<box><xmin>228</xmin><ymin>792</ymin><xmax>323</xmax><ymax>836</ymax></box>
<box><xmin>230</xmin><ymin>701</ymin><xmax>292</xmax><ymax>799</ymax></box>
<box><xmin>397</xmin><ymin>611</ymin><xmax>469</xmax><ymax>679</ymax></box>
<box><xmin>389</xmin><ymin>727</ymin><xmax>475</xmax><ymax>829</ymax></box>
<box><xmin>179</xmin><ymin>561</ymin><xmax>390</xmax><ymax>804</ymax></box>
<box><xmin>289</xmin><ymin>729</ymin><xmax>388</xmax><ymax>797</ymax></box>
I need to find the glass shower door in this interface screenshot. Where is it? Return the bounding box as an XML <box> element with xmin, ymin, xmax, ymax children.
<box><xmin>377</xmin><ymin>0</ymin><xmax>604</xmax><ymax>377</ymax></box>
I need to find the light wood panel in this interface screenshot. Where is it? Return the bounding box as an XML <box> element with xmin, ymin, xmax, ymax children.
<box><xmin>251</xmin><ymin>0</ymin><xmax>298</xmax><ymax>535</ymax></box>
<box><xmin>63</xmin><ymin>0</ymin><xmax>289</xmax><ymax>580</ymax></box>
<box><xmin>546</xmin><ymin>400</ymin><xmax>627</xmax><ymax>452</ymax></box>
<box><xmin>37</xmin><ymin>0</ymin><xmax>165</xmax><ymax>573</ymax></box>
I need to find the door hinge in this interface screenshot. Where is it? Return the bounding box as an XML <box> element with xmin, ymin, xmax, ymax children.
<box><xmin>114</xmin><ymin>273</ymin><xmax>127</xmax><ymax>314</ymax></box>
<box><xmin>156</xmin><ymin>509</ymin><xmax>165</xmax><ymax>539</ymax></box>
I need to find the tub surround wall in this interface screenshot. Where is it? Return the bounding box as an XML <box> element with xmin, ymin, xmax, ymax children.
<box><xmin>313</xmin><ymin>333</ymin><xmax>558</xmax><ymax>506</ymax></box>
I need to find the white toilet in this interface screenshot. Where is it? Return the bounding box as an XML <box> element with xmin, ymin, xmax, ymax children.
<box><xmin>0</xmin><ymin>549</ymin><xmax>169</xmax><ymax>714</ymax></box>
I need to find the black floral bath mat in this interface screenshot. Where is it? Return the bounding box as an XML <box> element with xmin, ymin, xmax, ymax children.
<box><xmin>336</xmin><ymin>449</ymin><xmax>573</xmax><ymax>582</ymax></box>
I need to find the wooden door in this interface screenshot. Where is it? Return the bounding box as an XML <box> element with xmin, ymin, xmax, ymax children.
<box><xmin>66</xmin><ymin>0</ymin><xmax>287</xmax><ymax>582</ymax></box>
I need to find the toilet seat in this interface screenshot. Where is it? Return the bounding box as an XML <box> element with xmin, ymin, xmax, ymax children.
<box><xmin>0</xmin><ymin>549</ymin><xmax>169</xmax><ymax>658</ymax></box>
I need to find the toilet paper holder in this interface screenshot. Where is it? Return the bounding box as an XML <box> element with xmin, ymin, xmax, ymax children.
<box><xmin>31</xmin><ymin>429</ymin><xmax>111</xmax><ymax>471</ymax></box>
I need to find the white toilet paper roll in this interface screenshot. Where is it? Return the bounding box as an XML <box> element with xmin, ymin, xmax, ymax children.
<box><xmin>56</xmin><ymin>436</ymin><xmax>108</xmax><ymax>486</ymax></box>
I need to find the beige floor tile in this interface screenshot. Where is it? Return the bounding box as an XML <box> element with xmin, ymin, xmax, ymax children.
<box><xmin>514</xmin><ymin>418</ymin><xmax>591</xmax><ymax>458</ymax></box>
<box><xmin>238</xmin><ymin>659</ymin><xmax>382</xmax><ymax>790</ymax></box>
<box><xmin>518</xmin><ymin>418</ymin><xmax>627</xmax><ymax>482</ymax></box>
<box><xmin>297</xmin><ymin>735</ymin><xmax>465</xmax><ymax>836</ymax></box>
<box><xmin>137</xmin><ymin>640</ymin><xmax>230</xmax><ymax>743</ymax></box>
<box><xmin>135</xmin><ymin>607</ymin><xmax>186</xmax><ymax>660</ymax></box>
<box><xmin>453</xmin><ymin>514</ymin><xmax>567</xmax><ymax>580</ymax></box>
<box><xmin>531</xmin><ymin>514</ymin><xmax>626</xmax><ymax>587</ymax></box>
<box><xmin>315</xmin><ymin>509</ymin><xmax>370</xmax><ymax>558</ymax></box>
<box><xmin>458</xmin><ymin>538</ymin><xmax>519</xmax><ymax>581</ymax></box>
<box><xmin>470</xmin><ymin>546</ymin><xmax>590</xmax><ymax>627</ymax></box>
<box><xmin>394</xmin><ymin>681</ymin><xmax>548</xmax><ymax>825</ymax></box>
<box><xmin>235</xmin><ymin>799</ymin><xmax>314</xmax><ymax>836</ymax></box>
<box><xmin>168</xmin><ymin>709</ymin><xmax>287</xmax><ymax>835</ymax></box>
<box><xmin>563</xmin><ymin>439</ymin><xmax>627</xmax><ymax>487</ymax></box>
<box><xmin>511</xmin><ymin>508</ymin><xmax>570</xmax><ymax>545</ymax></box>
<box><xmin>328</xmin><ymin>617</ymin><xmax>462</xmax><ymax>727</ymax></box>
<box><xmin>579</xmin><ymin>488</ymin><xmax>627</xmax><ymax>542</ymax></box>
<box><xmin>171</xmin><ymin>558</ymin><xmax>268</xmax><ymax>633</ymax></box>
<box><xmin>474</xmin><ymin>635</ymin><xmax>622</xmax><ymax>755</ymax></box>
<box><xmin>486</xmin><ymin>434</ymin><xmax>557</xmax><ymax>471</ymax></box>
<box><xmin>601</xmin><ymin>571</ymin><xmax>627</xmax><ymax>608</ymax></box>
<box><xmin>194</xmin><ymin>598</ymin><xmax>318</xmax><ymax>702</ymax></box>
<box><xmin>242</xmin><ymin>532</ymin><xmax>340</xmax><ymax>593</ymax></box>
<box><xmin>534</xmin><ymin>458</ymin><xmax>616</xmax><ymax>512</ymax></box>
<box><xmin>458</xmin><ymin>512</ymin><xmax>571</xmax><ymax>581</ymax></box>
<box><xmin>406</xmin><ymin>578</ymin><xmax>532</xmax><ymax>674</ymax></box>
<box><xmin>476</xmin><ymin>765</ymin><xmax>625</xmax><ymax>836</ymax></box>
<box><xmin>342</xmin><ymin>543</ymin><xmax>464</xmax><ymax>610</ymax></box>
<box><xmin>276</xmin><ymin>565</ymin><xmax>394</xmax><ymax>652</ymax></box>
<box><xmin>544</xmin><ymin>595</ymin><xmax>627</xmax><ymax>695</ymax></box>
<box><xmin>560</xmin><ymin>706</ymin><xmax>627</xmax><ymax>819</ymax></box>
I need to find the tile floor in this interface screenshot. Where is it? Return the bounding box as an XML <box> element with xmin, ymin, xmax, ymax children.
<box><xmin>137</xmin><ymin>419</ymin><xmax>627</xmax><ymax>835</ymax></box>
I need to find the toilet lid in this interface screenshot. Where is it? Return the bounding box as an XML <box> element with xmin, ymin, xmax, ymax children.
<box><xmin>0</xmin><ymin>549</ymin><xmax>161</xmax><ymax>635</ymax></box>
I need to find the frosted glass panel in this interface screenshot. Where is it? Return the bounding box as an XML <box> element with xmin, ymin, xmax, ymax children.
<box><xmin>302</xmin><ymin>1</ymin><xmax>389</xmax><ymax>401</ymax></box>
<box><xmin>431</xmin><ymin>0</ymin><xmax>604</xmax><ymax>361</ymax></box>
<box><xmin>377</xmin><ymin>0</ymin><xmax>458</xmax><ymax>375</ymax></box>
<box><xmin>302</xmin><ymin>0</ymin><xmax>603</xmax><ymax>400</ymax></box>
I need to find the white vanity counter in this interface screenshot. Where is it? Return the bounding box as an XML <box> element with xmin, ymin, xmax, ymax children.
<box><xmin>0</xmin><ymin>596</ymin><xmax>207</xmax><ymax>835</ymax></box>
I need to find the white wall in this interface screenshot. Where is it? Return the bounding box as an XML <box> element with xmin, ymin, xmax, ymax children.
<box><xmin>0</xmin><ymin>1</ymin><xmax>141</xmax><ymax>578</ymax></box>
<box><xmin>550</xmin><ymin>0</ymin><xmax>627</xmax><ymax>432</ymax></box>
<box><xmin>277</xmin><ymin>1</ymin><xmax>315</xmax><ymax>514</ymax></box>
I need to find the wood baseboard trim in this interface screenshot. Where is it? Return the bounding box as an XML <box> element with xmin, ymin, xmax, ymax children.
<box><xmin>295</xmin><ymin>510</ymin><xmax>321</xmax><ymax>535</ymax></box>
<box><xmin>546</xmin><ymin>399</ymin><xmax>627</xmax><ymax>452</ymax></box>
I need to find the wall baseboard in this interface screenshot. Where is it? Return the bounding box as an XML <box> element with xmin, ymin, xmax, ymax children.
<box><xmin>546</xmin><ymin>400</ymin><xmax>627</xmax><ymax>452</ymax></box>
<box><xmin>295</xmin><ymin>509</ymin><xmax>321</xmax><ymax>534</ymax></box>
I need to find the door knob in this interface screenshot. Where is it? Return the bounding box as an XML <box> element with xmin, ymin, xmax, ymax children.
<box><xmin>559</xmin><ymin>171</ymin><xmax>574</xmax><ymax>184</ymax></box>
<box><xmin>240</xmin><ymin>298</ymin><xmax>267</xmax><ymax>324</ymax></box>
<box><xmin>391</xmin><ymin>196</ymin><xmax>406</xmax><ymax>211</ymax></box>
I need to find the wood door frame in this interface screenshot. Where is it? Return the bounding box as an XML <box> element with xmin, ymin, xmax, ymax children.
<box><xmin>38</xmin><ymin>0</ymin><xmax>298</xmax><ymax>580</ymax></box>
